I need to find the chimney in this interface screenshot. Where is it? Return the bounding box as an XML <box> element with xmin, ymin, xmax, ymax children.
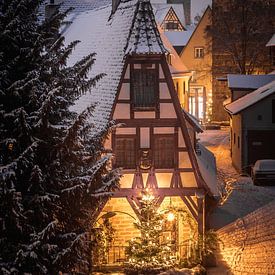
<box><xmin>112</xmin><ymin>0</ymin><xmax>120</xmax><ymax>14</ymax></box>
<box><xmin>45</xmin><ymin>0</ymin><xmax>59</xmax><ymax>20</ymax></box>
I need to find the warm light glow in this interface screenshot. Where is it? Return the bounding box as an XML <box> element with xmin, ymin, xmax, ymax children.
<box><xmin>142</xmin><ymin>188</ymin><xmax>154</xmax><ymax>201</ymax></box>
<box><xmin>167</xmin><ymin>212</ymin><xmax>175</xmax><ymax>221</ymax></box>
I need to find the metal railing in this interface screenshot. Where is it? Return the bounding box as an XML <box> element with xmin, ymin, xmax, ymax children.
<box><xmin>92</xmin><ymin>243</ymin><xmax>191</xmax><ymax>268</ymax></box>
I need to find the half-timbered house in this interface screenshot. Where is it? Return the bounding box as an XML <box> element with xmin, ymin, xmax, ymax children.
<box><xmin>59</xmin><ymin>0</ymin><xmax>218</xmax><ymax>266</ymax></box>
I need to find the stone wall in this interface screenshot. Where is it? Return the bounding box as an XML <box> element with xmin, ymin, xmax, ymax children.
<box><xmin>216</xmin><ymin>201</ymin><xmax>275</xmax><ymax>275</ymax></box>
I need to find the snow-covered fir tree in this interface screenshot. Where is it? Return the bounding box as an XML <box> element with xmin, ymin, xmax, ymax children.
<box><xmin>125</xmin><ymin>189</ymin><xmax>177</xmax><ymax>275</ymax></box>
<box><xmin>0</xmin><ymin>1</ymin><xmax>120</xmax><ymax>273</ymax></box>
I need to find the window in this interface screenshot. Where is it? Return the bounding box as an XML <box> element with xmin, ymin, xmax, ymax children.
<box><xmin>257</xmin><ymin>115</ymin><xmax>262</xmax><ymax>121</ymax></box>
<box><xmin>237</xmin><ymin>136</ymin><xmax>240</xmax><ymax>149</ymax></box>
<box><xmin>131</xmin><ymin>65</ymin><xmax>157</xmax><ymax>109</ymax></box>
<box><xmin>154</xmin><ymin>135</ymin><xmax>174</xmax><ymax>168</ymax></box>
<box><xmin>272</xmin><ymin>100</ymin><xmax>275</xmax><ymax>123</ymax></box>
<box><xmin>165</xmin><ymin>22</ymin><xmax>179</xmax><ymax>30</ymax></box>
<box><xmin>233</xmin><ymin>133</ymin><xmax>236</xmax><ymax>144</ymax></box>
<box><xmin>194</xmin><ymin>47</ymin><xmax>204</xmax><ymax>58</ymax></box>
<box><xmin>115</xmin><ymin>137</ymin><xmax>136</xmax><ymax>169</ymax></box>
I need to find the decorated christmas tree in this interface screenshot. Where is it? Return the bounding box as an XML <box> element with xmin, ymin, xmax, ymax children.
<box><xmin>125</xmin><ymin>189</ymin><xmax>177</xmax><ymax>274</ymax></box>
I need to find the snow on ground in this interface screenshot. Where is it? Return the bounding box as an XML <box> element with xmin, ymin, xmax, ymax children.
<box><xmin>199</xmin><ymin>127</ymin><xmax>275</xmax><ymax>229</ymax></box>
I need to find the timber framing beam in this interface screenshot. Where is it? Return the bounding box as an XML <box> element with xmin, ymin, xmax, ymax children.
<box><xmin>112</xmin><ymin>188</ymin><xmax>205</xmax><ymax>198</ymax></box>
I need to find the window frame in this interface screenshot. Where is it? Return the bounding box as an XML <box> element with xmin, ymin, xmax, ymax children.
<box><xmin>194</xmin><ymin>47</ymin><xmax>204</xmax><ymax>59</ymax></box>
<box><xmin>113</xmin><ymin>135</ymin><xmax>137</xmax><ymax>169</ymax></box>
<box><xmin>130</xmin><ymin>63</ymin><xmax>158</xmax><ymax>111</ymax></box>
<box><xmin>153</xmin><ymin>134</ymin><xmax>175</xmax><ymax>169</ymax></box>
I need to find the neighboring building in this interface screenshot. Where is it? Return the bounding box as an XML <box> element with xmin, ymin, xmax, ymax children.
<box><xmin>154</xmin><ymin>5</ymin><xmax>186</xmax><ymax>31</ymax></box>
<box><xmin>224</xmin><ymin>80</ymin><xmax>275</xmax><ymax>173</ymax></box>
<box><xmin>57</xmin><ymin>0</ymin><xmax>218</xmax><ymax>268</ymax></box>
<box><xmin>160</xmin><ymin>30</ymin><xmax>192</xmax><ymax>110</ymax></box>
<box><xmin>211</xmin><ymin>0</ymin><xmax>275</xmax><ymax>122</ymax></box>
<box><xmin>164</xmin><ymin>28</ymin><xmax>194</xmax><ymax>55</ymax></box>
<box><xmin>153</xmin><ymin>3</ymin><xmax>194</xmax><ymax>55</ymax></box>
<box><xmin>180</xmin><ymin>6</ymin><xmax>212</xmax><ymax>123</ymax></box>
<box><xmin>227</xmin><ymin>74</ymin><xmax>275</xmax><ymax>102</ymax></box>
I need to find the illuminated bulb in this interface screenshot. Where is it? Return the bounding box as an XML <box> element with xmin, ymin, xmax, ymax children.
<box><xmin>167</xmin><ymin>212</ymin><xmax>175</xmax><ymax>221</ymax></box>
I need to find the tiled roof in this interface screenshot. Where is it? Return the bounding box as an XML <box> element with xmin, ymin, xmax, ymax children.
<box><xmin>63</xmin><ymin>0</ymin><xmax>167</xmax><ymax>132</ymax></box>
<box><xmin>125</xmin><ymin>0</ymin><xmax>167</xmax><ymax>55</ymax></box>
<box><xmin>225</xmin><ymin>80</ymin><xmax>275</xmax><ymax>115</ymax></box>
<box><xmin>40</xmin><ymin>0</ymin><xmax>111</xmax><ymax>19</ymax></box>
<box><xmin>227</xmin><ymin>74</ymin><xmax>275</xmax><ymax>90</ymax></box>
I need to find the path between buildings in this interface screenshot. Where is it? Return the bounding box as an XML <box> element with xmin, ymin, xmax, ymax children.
<box><xmin>199</xmin><ymin>127</ymin><xmax>275</xmax><ymax>274</ymax></box>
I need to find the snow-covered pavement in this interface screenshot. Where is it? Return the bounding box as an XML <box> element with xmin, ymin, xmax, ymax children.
<box><xmin>199</xmin><ymin>127</ymin><xmax>275</xmax><ymax>229</ymax></box>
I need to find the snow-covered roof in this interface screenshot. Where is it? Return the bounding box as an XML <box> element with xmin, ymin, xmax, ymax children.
<box><xmin>196</xmin><ymin>143</ymin><xmax>219</xmax><ymax>197</ymax></box>
<box><xmin>39</xmin><ymin>0</ymin><xmax>111</xmax><ymax>20</ymax></box>
<box><xmin>125</xmin><ymin>1</ymin><xmax>167</xmax><ymax>55</ymax></box>
<box><xmin>227</xmin><ymin>74</ymin><xmax>275</xmax><ymax>90</ymax></box>
<box><xmin>266</xmin><ymin>33</ymin><xmax>275</xmax><ymax>47</ymax></box>
<box><xmin>153</xmin><ymin>4</ymin><xmax>185</xmax><ymax>26</ymax></box>
<box><xmin>63</xmin><ymin>0</ymin><xmax>167</xmax><ymax>132</ymax></box>
<box><xmin>183</xmin><ymin>110</ymin><xmax>203</xmax><ymax>133</ymax></box>
<box><xmin>164</xmin><ymin>30</ymin><xmax>193</xmax><ymax>46</ymax></box>
<box><xmin>159</xmin><ymin>30</ymin><xmax>189</xmax><ymax>74</ymax></box>
<box><xmin>225</xmin><ymin>80</ymin><xmax>275</xmax><ymax>115</ymax></box>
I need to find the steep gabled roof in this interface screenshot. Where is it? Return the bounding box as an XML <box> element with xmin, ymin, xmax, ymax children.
<box><xmin>39</xmin><ymin>0</ymin><xmax>111</xmax><ymax>20</ymax></box>
<box><xmin>125</xmin><ymin>0</ymin><xmax>167</xmax><ymax>55</ymax></box>
<box><xmin>180</xmin><ymin>6</ymin><xmax>211</xmax><ymax>57</ymax></box>
<box><xmin>153</xmin><ymin>4</ymin><xmax>185</xmax><ymax>27</ymax></box>
<box><xmin>64</xmin><ymin>0</ymin><xmax>167</xmax><ymax>132</ymax></box>
<box><xmin>225</xmin><ymin>80</ymin><xmax>275</xmax><ymax>115</ymax></box>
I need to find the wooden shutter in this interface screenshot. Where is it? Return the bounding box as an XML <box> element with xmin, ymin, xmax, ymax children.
<box><xmin>132</xmin><ymin>68</ymin><xmax>157</xmax><ymax>108</ymax></box>
<box><xmin>154</xmin><ymin>135</ymin><xmax>174</xmax><ymax>169</ymax></box>
<box><xmin>115</xmin><ymin>137</ymin><xmax>136</xmax><ymax>169</ymax></box>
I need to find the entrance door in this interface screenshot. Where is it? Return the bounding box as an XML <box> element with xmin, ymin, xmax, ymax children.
<box><xmin>247</xmin><ymin>130</ymin><xmax>275</xmax><ymax>166</ymax></box>
<box><xmin>189</xmin><ymin>86</ymin><xmax>205</xmax><ymax>122</ymax></box>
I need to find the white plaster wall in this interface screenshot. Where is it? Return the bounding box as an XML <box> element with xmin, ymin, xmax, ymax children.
<box><xmin>124</xmin><ymin>65</ymin><xmax>130</xmax><ymax>79</ymax></box>
<box><xmin>154</xmin><ymin>127</ymin><xmax>175</xmax><ymax>134</ymax></box>
<box><xmin>120</xmin><ymin>173</ymin><xmax>134</xmax><ymax>188</ymax></box>
<box><xmin>180</xmin><ymin>172</ymin><xmax>197</xmax><ymax>187</ymax></box>
<box><xmin>113</xmin><ymin>103</ymin><xmax>130</xmax><ymax>119</ymax></box>
<box><xmin>178</xmin><ymin>129</ymin><xmax>186</xmax><ymax>147</ymax></box>
<box><xmin>134</xmin><ymin>111</ymin><xmax>156</xmax><ymax>119</ymax></box>
<box><xmin>140</xmin><ymin>127</ymin><xmax>150</xmax><ymax>148</ymax></box>
<box><xmin>155</xmin><ymin>173</ymin><xmax>173</xmax><ymax>188</ymax></box>
<box><xmin>160</xmin><ymin>103</ymin><xmax>177</xmax><ymax>118</ymax></box>
<box><xmin>119</xmin><ymin>83</ymin><xmax>130</xmax><ymax>100</ymax></box>
<box><xmin>159</xmin><ymin>64</ymin><xmax>165</xmax><ymax>78</ymax></box>
<box><xmin>116</xmin><ymin>127</ymin><xmax>136</xmax><ymax>135</ymax></box>
<box><xmin>159</xmin><ymin>82</ymin><xmax>171</xmax><ymax>99</ymax></box>
<box><xmin>179</xmin><ymin>152</ymin><xmax>192</xmax><ymax>168</ymax></box>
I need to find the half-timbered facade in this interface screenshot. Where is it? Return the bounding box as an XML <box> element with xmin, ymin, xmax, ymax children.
<box><xmin>62</xmin><ymin>0</ymin><xmax>218</xmax><ymax>266</ymax></box>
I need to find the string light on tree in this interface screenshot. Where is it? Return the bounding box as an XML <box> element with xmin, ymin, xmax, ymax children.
<box><xmin>125</xmin><ymin>189</ymin><xmax>177</xmax><ymax>274</ymax></box>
